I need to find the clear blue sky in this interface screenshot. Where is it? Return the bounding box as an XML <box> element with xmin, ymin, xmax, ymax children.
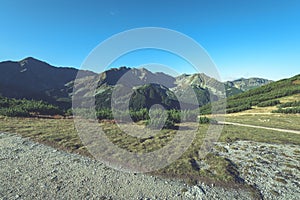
<box><xmin>0</xmin><ymin>0</ymin><xmax>299</xmax><ymax>81</ymax></box>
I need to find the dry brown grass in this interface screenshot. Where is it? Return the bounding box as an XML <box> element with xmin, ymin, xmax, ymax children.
<box><xmin>278</xmin><ymin>94</ymin><xmax>300</xmax><ymax>103</ymax></box>
<box><xmin>292</xmin><ymin>80</ymin><xmax>300</xmax><ymax>85</ymax></box>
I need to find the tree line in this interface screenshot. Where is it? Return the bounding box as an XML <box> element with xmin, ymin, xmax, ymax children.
<box><xmin>0</xmin><ymin>96</ymin><xmax>62</xmax><ymax>117</ymax></box>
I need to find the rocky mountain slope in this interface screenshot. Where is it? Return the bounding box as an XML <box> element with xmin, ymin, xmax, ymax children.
<box><xmin>226</xmin><ymin>77</ymin><xmax>273</xmax><ymax>91</ymax></box>
<box><xmin>0</xmin><ymin>57</ymin><xmax>273</xmax><ymax>111</ymax></box>
<box><xmin>0</xmin><ymin>57</ymin><xmax>96</xmax><ymax>109</ymax></box>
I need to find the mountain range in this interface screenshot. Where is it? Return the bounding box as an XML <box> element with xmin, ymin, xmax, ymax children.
<box><xmin>0</xmin><ymin>57</ymin><xmax>273</xmax><ymax>110</ymax></box>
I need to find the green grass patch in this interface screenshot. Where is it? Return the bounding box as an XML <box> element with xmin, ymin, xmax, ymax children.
<box><xmin>219</xmin><ymin>124</ymin><xmax>300</xmax><ymax>145</ymax></box>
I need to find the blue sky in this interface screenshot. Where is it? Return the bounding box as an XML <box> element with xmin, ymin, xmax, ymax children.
<box><xmin>0</xmin><ymin>0</ymin><xmax>299</xmax><ymax>81</ymax></box>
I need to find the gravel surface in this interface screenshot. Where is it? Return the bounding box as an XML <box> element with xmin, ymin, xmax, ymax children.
<box><xmin>214</xmin><ymin>141</ymin><xmax>300</xmax><ymax>200</ymax></box>
<box><xmin>0</xmin><ymin>132</ymin><xmax>253</xmax><ymax>200</ymax></box>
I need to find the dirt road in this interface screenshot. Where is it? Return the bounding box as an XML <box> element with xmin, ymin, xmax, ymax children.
<box><xmin>218</xmin><ymin>121</ymin><xmax>300</xmax><ymax>134</ymax></box>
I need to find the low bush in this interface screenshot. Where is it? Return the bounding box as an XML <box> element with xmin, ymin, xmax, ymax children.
<box><xmin>198</xmin><ymin>116</ymin><xmax>217</xmax><ymax>124</ymax></box>
<box><xmin>0</xmin><ymin>96</ymin><xmax>62</xmax><ymax>117</ymax></box>
<box><xmin>146</xmin><ymin>118</ymin><xmax>175</xmax><ymax>129</ymax></box>
<box><xmin>96</xmin><ymin>109</ymin><xmax>113</xmax><ymax>120</ymax></box>
<box><xmin>0</xmin><ymin>107</ymin><xmax>30</xmax><ymax>117</ymax></box>
<box><xmin>257</xmin><ymin>100</ymin><xmax>280</xmax><ymax>107</ymax></box>
<box><xmin>272</xmin><ymin>107</ymin><xmax>300</xmax><ymax>114</ymax></box>
<box><xmin>226</xmin><ymin>104</ymin><xmax>252</xmax><ymax>113</ymax></box>
<box><xmin>278</xmin><ymin>101</ymin><xmax>300</xmax><ymax>108</ymax></box>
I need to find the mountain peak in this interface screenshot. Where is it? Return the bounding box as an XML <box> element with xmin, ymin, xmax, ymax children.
<box><xmin>22</xmin><ymin>56</ymin><xmax>36</xmax><ymax>61</ymax></box>
<box><xmin>20</xmin><ymin>57</ymin><xmax>42</xmax><ymax>63</ymax></box>
<box><xmin>19</xmin><ymin>57</ymin><xmax>50</xmax><ymax>68</ymax></box>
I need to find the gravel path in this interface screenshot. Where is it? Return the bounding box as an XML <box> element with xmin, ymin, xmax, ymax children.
<box><xmin>218</xmin><ymin>121</ymin><xmax>300</xmax><ymax>134</ymax></box>
<box><xmin>0</xmin><ymin>132</ymin><xmax>252</xmax><ymax>200</ymax></box>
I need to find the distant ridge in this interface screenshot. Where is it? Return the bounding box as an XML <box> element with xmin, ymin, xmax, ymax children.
<box><xmin>226</xmin><ymin>77</ymin><xmax>273</xmax><ymax>91</ymax></box>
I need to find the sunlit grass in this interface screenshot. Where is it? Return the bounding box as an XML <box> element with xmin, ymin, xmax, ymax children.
<box><xmin>0</xmin><ymin>116</ymin><xmax>88</xmax><ymax>155</ymax></box>
<box><xmin>220</xmin><ymin>123</ymin><xmax>300</xmax><ymax>145</ymax></box>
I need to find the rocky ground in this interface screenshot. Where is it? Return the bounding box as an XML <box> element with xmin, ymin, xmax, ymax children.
<box><xmin>0</xmin><ymin>132</ymin><xmax>299</xmax><ymax>199</ymax></box>
<box><xmin>0</xmin><ymin>132</ymin><xmax>252</xmax><ymax>200</ymax></box>
<box><xmin>213</xmin><ymin>141</ymin><xmax>300</xmax><ymax>200</ymax></box>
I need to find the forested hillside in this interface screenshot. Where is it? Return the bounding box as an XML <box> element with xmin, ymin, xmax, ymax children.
<box><xmin>200</xmin><ymin>74</ymin><xmax>300</xmax><ymax>114</ymax></box>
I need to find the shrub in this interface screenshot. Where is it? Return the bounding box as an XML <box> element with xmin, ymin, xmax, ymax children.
<box><xmin>146</xmin><ymin>118</ymin><xmax>175</xmax><ymax>129</ymax></box>
<box><xmin>198</xmin><ymin>116</ymin><xmax>217</xmax><ymax>124</ymax></box>
<box><xmin>226</xmin><ymin>104</ymin><xmax>252</xmax><ymax>113</ymax></box>
<box><xmin>278</xmin><ymin>101</ymin><xmax>300</xmax><ymax>108</ymax></box>
<box><xmin>96</xmin><ymin>109</ymin><xmax>113</xmax><ymax>120</ymax></box>
<box><xmin>181</xmin><ymin>110</ymin><xmax>199</xmax><ymax>122</ymax></box>
<box><xmin>0</xmin><ymin>97</ymin><xmax>63</xmax><ymax>117</ymax></box>
<box><xmin>0</xmin><ymin>107</ymin><xmax>30</xmax><ymax>117</ymax></box>
<box><xmin>257</xmin><ymin>100</ymin><xmax>280</xmax><ymax>107</ymax></box>
<box><xmin>130</xmin><ymin>108</ymin><xmax>149</xmax><ymax>122</ymax></box>
<box><xmin>272</xmin><ymin>107</ymin><xmax>300</xmax><ymax>114</ymax></box>
<box><xmin>168</xmin><ymin>109</ymin><xmax>181</xmax><ymax>123</ymax></box>
<box><xmin>22</xmin><ymin>100</ymin><xmax>63</xmax><ymax>115</ymax></box>
<box><xmin>65</xmin><ymin>109</ymin><xmax>73</xmax><ymax>116</ymax></box>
